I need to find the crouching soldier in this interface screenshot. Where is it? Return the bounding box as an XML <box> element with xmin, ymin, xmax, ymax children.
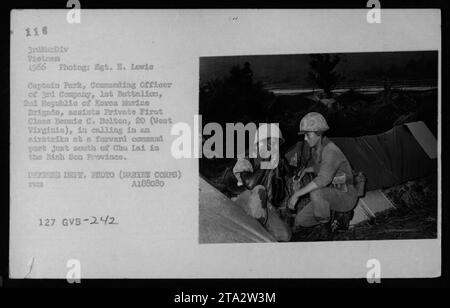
<box><xmin>288</xmin><ymin>112</ymin><xmax>359</xmax><ymax>231</ymax></box>
<box><xmin>227</xmin><ymin>124</ymin><xmax>292</xmax><ymax>242</ymax></box>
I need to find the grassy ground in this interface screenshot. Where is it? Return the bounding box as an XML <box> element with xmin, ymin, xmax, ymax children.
<box><xmin>290</xmin><ymin>175</ymin><xmax>437</xmax><ymax>242</ymax></box>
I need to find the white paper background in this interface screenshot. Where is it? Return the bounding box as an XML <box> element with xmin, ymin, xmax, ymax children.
<box><xmin>10</xmin><ymin>9</ymin><xmax>441</xmax><ymax>278</ymax></box>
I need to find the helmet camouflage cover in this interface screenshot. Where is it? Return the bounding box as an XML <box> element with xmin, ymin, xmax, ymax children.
<box><xmin>298</xmin><ymin>112</ymin><xmax>329</xmax><ymax>134</ymax></box>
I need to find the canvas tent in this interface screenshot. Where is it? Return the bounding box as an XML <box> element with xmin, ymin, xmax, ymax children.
<box><xmin>199</xmin><ymin>177</ymin><xmax>276</xmax><ymax>243</ymax></box>
<box><xmin>285</xmin><ymin>121</ymin><xmax>437</xmax><ymax>191</ymax></box>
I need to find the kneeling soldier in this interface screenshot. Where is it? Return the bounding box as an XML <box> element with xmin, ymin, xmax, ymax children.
<box><xmin>288</xmin><ymin>112</ymin><xmax>359</xmax><ymax>230</ymax></box>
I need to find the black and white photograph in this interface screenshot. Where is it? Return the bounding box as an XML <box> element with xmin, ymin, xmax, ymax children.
<box><xmin>4</xmin><ymin>4</ymin><xmax>447</xmax><ymax>289</ymax></box>
<box><xmin>199</xmin><ymin>51</ymin><xmax>438</xmax><ymax>243</ymax></box>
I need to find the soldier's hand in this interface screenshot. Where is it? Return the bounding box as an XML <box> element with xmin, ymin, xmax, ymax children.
<box><xmin>294</xmin><ymin>169</ymin><xmax>305</xmax><ymax>182</ymax></box>
<box><xmin>288</xmin><ymin>194</ymin><xmax>299</xmax><ymax>210</ymax></box>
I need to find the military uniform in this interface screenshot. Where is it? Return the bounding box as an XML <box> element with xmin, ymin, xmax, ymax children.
<box><xmin>232</xmin><ymin>156</ymin><xmax>292</xmax><ymax>242</ymax></box>
<box><xmin>295</xmin><ymin>137</ymin><xmax>358</xmax><ymax>227</ymax></box>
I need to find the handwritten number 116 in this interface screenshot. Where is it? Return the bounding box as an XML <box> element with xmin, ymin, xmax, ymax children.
<box><xmin>25</xmin><ymin>26</ymin><xmax>48</xmax><ymax>37</ymax></box>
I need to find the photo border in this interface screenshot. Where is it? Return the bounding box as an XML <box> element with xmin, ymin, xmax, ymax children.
<box><xmin>2</xmin><ymin>0</ymin><xmax>449</xmax><ymax>290</ymax></box>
